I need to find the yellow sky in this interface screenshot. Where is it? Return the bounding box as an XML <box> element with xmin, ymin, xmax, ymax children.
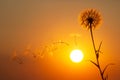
<box><xmin>0</xmin><ymin>0</ymin><xmax>120</xmax><ymax>80</ymax></box>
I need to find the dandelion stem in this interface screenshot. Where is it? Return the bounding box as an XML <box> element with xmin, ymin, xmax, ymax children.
<box><xmin>90</xmin><ymin>25</ymin><xmax>96</xmax><ymax>54</ymax></box>
<box><xmin>89</xmin><ymin>24</ymin><xmax>104</xmax><ymax>80</ymax></box>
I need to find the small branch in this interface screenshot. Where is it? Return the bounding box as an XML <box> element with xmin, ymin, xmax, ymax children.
<box><xmin>98</xmin><ymin>41</ymin><xmax>102</xmax><ymax>52</ymax></box>
<box><xmin>102</xmin><ymin>63</ymin><xmax>115</xmax><ymax>75</ymax></box>
<box><xmin>89</xmin><ymin>60</ymin><xmax>99</xmax><ymax>68</ymax></box>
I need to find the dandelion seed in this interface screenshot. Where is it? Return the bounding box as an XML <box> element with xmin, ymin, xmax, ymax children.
<box><xmin>12</xmin><ymin>50</ymin><xmax>24</xmax><ymax>64</ymax></box>
<box><xmin>70</xmin><ymin>33</ymin><xmax>81</xmax><ymax>47</ymax></box>
<box><xmin>53</xmin><ymin>40</ymin><xmax>69</xmax><ymax>46</ymax></box>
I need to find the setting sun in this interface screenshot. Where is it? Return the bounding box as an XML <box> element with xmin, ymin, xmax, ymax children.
<box><xmin>70</xmin><ymin>49</ymin><xmax>84</xmax><ymax>63</ymax></box>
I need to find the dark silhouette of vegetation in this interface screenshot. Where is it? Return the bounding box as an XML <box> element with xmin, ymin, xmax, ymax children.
<box><xmin>79</xmin><ymin>9</ymin><xmax>114</xmax><ymax>80</ymax></box>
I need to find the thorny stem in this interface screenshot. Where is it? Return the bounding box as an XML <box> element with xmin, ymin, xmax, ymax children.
<box><xmin>89</xmin><ymin>24</ymin><xmax>105</xmax><ymax>80</ymax></box>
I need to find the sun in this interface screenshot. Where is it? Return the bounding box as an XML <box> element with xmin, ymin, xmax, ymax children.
<box><xmin>70</xmin><ymin>49</ymin><xmax>84</xmax><ymax>63</ymax></box>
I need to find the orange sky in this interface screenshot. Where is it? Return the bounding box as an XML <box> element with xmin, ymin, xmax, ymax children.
<box><xmin>0</xmin><ymin>0</ymin><xmax>120</xmax><ymax>80</ymax></box>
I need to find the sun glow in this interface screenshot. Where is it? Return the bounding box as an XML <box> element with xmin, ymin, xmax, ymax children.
<box><xmin>70</xmin><ymin>49</ymin><xmax>84</xmax><ymax>63</ymax></box>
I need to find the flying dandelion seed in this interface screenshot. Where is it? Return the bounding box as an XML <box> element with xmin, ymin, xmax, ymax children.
<box><xmin>79</xmin><ymin>9</ymin><xmax>102</xmax><ymax>29</ymax></box>
<box><xmin>70</xmin><ymin>33</ymin><xmax>81</xmax><ymax>47</ymax></box>
<box><xmin>12</xmin><ymin>50</ymin><xmax>24</xmax><ymax>64</ymax></box>
<box><xmin>12</xmin><ymin>50</ymin><xmax>17</xmax><ymax>60</ymax></box>
<box><xmin>23</xmin><ymin>45</ymin><xmax>38</xmax><ymax>59</ymax></box>
<box><xmin>39</xmin><ymin>46</ymin><xmax>48</xmax><ymax>58</ymax></box>
<box><xmin>53</xmin><ymin>40</ymin><xmax>69</xmax><ymax>46</ymax></box>
<box><xmin>23</xmin><ymin>47</ymin><xmax>31</xmax><ymax>56</ymax></box>
<box><xmin>23</xmin><ymin>45</ymin><xmax>31</xmax><ymax>56</ymax></box>
<box><xmin>32</xmin><ymin>52</ymin><xmax>37</xmax><ymax>58</ymax></box>
<box><xmin>47</xmin><ymin>44</ymin><xmax>57</xmax><ymax>56</ymax></box>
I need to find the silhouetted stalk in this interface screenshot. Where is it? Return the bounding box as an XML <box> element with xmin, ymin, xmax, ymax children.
<box><xmin>89</xmin><ymin>24</ymin><xmax>104</xmax><ymax>80</ymax></box>
<box><xmin>79</xmin><ymin>9</ymin><xmax>114</xmax><ymax>80</ymax></box>
<box><xmin>90</xmin><ymin>25</ymin><xmax>96</xmax><ymax>54</ymax></box>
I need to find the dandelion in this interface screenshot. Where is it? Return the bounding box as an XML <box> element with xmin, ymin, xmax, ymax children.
<box><xmin>79</xmin><ymin>9</ymin><xmax>102</xmax><ymax>52</ymax></box>
<box><xmin>79</xmin><ymin>9</ymin><xmax>114</xmax><ymax>80</ymax></box>
<box><xmin>79</xmin><ymin>9</ymin><xmax>102</xmax><ymax>29</ymax></box>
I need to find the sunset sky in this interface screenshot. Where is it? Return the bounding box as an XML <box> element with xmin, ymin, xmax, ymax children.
<box><xmin>0</xmin><ymin>0</ymin><xmax>120</xmax><ymax>80</ymax></box>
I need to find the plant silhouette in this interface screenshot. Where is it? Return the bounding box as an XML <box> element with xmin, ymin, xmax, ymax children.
<box><xmin>79</xmin><ymin>9</ymin><xmax>114</xmax><ymax>80</ymax></box>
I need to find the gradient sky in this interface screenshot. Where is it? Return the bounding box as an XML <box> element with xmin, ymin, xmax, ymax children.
<box><xmin>0</xmin><ymin>0</ymin><xmax>120</xmax><ymax>80</ymax></box>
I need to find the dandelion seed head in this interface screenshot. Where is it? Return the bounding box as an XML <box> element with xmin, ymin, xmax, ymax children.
<box><xmin>79</xmin><ymin>9</ymin><xmax>102</xmax><ymax>29</ymax></box>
